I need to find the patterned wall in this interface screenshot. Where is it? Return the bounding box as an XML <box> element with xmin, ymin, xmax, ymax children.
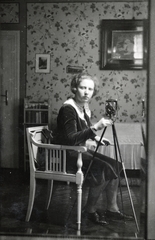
<box><xmin>2</xmin><ymin>2</ymin><xmax>148</xmax><ymax>124</ymax></box>
<box><xmin>26</xmin><ymin>2</ymin><xmax>148</xmax><ymax>125</ymax></box>
<box><xmin>0</xmin><ymin>3</ymin><xmax>19</xmax><ymax>23</ymax></box>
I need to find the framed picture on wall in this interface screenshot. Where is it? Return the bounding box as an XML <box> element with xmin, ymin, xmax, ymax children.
<box><xmin>100</xmin><ymin>20</ymin><xmax>148</xmax><ymax>70</ymax></box>
<box><xmin>35</xmin><ymin>54</ymin><xmax>50</xmax><ymax>73</ymax></box>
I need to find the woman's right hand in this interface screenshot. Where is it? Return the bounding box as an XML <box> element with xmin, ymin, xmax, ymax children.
<box><xmin>93</xmin><ymin>118</ymin><xmax>113</xmax><ymax>131</ymax></box>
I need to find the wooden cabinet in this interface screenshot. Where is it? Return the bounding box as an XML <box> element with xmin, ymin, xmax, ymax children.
<box><xmin>24</xmin><ymin>99</ymin><xmax>49</xmax><ymax>170</ymax></box>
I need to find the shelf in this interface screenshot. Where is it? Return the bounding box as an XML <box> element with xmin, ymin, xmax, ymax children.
<box><xmin>24</xmin><ymin>123</ymin><xmax>48</xmax><ymax>125</ymax></box>
<box><xmin>25</xmin><ymin>109</ymin><xmax>48</xmax><ymax>111</ymax></box>
<box><xmin>24</xmin><ymin>98</ymin><xmax>49</xmax><ymax>171</ymax></box>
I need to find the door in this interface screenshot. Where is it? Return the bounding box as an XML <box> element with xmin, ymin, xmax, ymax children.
<box><xmin>0</xmin><ymin>31</ymin><xmax>20</xmax><ymax>168</ymax></box>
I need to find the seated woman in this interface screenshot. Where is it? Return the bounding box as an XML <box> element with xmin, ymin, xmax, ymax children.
<box><xmin>53</xmin><ymin>72</ymin><xmax>133</xmax><ymax>225</ymax></box>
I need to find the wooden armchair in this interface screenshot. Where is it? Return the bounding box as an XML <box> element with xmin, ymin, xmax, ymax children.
<box><xmin>25</xmin><ymin>126</ymin><xmax>87</xmax><ymax>231</ymax></box>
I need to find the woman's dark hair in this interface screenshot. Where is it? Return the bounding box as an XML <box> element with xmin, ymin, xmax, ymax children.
<box><xmin>70</xmin><ymin>72</ymin><xmax>99</xmax><ymax>96</ymax></box>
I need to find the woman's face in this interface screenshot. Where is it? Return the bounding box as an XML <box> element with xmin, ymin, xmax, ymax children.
<box><xmin>74</xmin><ymin>78</ymin><xmax>95</xmax><ymax>105</ymax></box>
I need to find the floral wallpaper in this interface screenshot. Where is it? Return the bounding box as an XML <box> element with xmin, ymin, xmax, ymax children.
<box><xmin>0</xmin><ymin>3</ymin><xmax>19</xmax><ymax>23</ymax></box>
<box><xmin>27</xmin><ymin>2</ymin><xmax>147</xmax><ymax>125</ymax></box>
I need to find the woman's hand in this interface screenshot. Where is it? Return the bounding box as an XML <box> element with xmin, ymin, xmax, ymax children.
<box><xmin>93</xmin><ymin>118</ymin><xmax>113</xmax><ymax>131</ymax></box>
<box><xmin>94</xmin><ymin>135</ymin><xmax>111</xmax><ymax>146</ymax></box>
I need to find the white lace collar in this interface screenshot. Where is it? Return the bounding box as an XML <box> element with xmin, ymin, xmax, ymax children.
<box><xmin>63</xmin><ymin>98</ymin><xmax>91</xmax><ymax>121</ymax></box>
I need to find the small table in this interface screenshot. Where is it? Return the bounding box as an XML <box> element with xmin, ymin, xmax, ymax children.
<box><xmin>86</xmin><ymin>123</ymin><xmax>145</xmax><ymax>169</ymax></box>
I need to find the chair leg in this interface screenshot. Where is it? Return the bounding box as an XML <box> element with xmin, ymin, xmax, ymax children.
<box><xmin>46</xmin><ymin>179</ymin><xmax>53</xmax><ymax>210</ymax></box>
<box><xmin>25</xmin><ymin>177</ymin><xmax>36</xmax><ymax>222</ymax></box>
<box><xmin>77</xmin><ymin>184</ymin><xmax>82</xmax><ymax>231</ymax></box>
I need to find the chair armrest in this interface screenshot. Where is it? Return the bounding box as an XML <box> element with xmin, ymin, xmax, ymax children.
<box><xmin>31</xmin><ymin>136</ymin><xmax>87</xmax><ymax>153</ymax></box>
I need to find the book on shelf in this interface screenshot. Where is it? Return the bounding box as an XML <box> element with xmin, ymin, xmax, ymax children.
<box><xmin>25</xmin><ymin>101</ymin><xmax>48</xmax><ymax>110</ymax></box>
<box><xmin>24</xmin><ymin>99</ymin><xmax>49</xmax><ymax>124</ymax></box>
<box><xmin>25</xmin><ymin>111</ymin><xmax>48</xmax><ymax>124</ymax></box>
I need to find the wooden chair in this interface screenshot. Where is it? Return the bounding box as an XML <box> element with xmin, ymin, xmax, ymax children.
<box><xmin>25</xmin><ymin>125</ymin><xmax>87</xmax><ymax>231</ymax></box>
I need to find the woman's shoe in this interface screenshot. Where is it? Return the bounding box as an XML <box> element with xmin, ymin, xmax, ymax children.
<box><xmin>84</xmin><ymin>211</ymin><xmax>109</xmax><ymax>225</ymax></box>
<box><xmin>105</xmin><ymin>210</ymin><xmax>133</xmax><ymax>221</ymax></box>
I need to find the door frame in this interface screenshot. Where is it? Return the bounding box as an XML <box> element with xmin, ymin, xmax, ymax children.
<box><xmin>0</xmin><ymin>30</ymin><xmax>20</xmax><ymax>168</ymax></box>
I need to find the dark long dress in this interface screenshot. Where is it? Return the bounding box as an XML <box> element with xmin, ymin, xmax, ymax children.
<box><xmin>53</xmin><ymin>101</ymin><xmax>122</xmax><ymax>186</ymax></box>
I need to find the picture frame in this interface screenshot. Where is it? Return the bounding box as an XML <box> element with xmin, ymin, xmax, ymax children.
<box><xmin>35</xmin><ymin>54</ymin><xmax>50</xmax><ymax>73</ymax></box>
<box><xmin>100</xmin><ymin>20</ymin><xmax>148</xmax><ymax>70</ymax></box>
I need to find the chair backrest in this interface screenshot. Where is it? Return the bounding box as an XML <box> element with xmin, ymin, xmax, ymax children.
<box><xmin>26</xmin><ymin>126</ymin><xmax>47</xmax><ymax>172</ymax></box>
<box><xmin>26</xmin><ymin>126</ymin><xmax>69</xmax><ymax>174</ymax></box>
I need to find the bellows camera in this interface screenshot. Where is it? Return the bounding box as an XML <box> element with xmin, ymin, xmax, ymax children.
<box><xmin>105</xmin><ymin>99</ymin><xmax>117</xmax><ymax>118</ymax></box>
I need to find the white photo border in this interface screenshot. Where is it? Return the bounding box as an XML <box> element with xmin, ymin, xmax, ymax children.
<box><xmin>35</xmin><ymin>54</ymin><xmax>50</xmax><ymax>73</ymax></box>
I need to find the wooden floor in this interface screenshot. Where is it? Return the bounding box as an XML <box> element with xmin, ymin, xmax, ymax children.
<box><xmin>0</xmin><ymin>169</ymin><xmax>146</xmax><ymax>240</ymax></box>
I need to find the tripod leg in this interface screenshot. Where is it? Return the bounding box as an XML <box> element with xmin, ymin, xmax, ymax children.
<box><xmin>112</xmin><ymin>125</ymin><xmax>125</xmax><ymax>219</ymax></box>
<box><xmin>112</xmin><ymin>124</ymin><xmax>139</xmax><ymax>232</ymax></box>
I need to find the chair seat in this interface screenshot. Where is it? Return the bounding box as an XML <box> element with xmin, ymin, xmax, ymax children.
<box><xmin>35</xmin><ymin>170</ymin><xmax>76</xmax><ymax>182</ymax></box>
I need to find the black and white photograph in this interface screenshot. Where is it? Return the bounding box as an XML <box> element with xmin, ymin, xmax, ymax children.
<box><xmin>35</xmin><ymin>54</ymin><xmax>50</xmax><ymax>73</ymax></box>
<box><xmin>0</xmin><ymin>1</ymin><xmax>155</xmax><ymax>240</ymax></box>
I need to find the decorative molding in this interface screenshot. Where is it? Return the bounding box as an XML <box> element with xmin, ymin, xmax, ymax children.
<box><xmin>0</xmin><ymin>0</ymin><xmax>148</xmax><ymax>2</ymax></box>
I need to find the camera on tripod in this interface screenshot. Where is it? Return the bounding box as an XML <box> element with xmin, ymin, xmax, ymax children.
<box><xmin>105</xmin><ymin>99</ymin><xmax>117</xmax><ymax>119</ymax></box>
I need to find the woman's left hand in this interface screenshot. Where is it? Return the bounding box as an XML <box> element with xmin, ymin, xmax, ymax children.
<box><xmin>94</xmin><ymin>135</ymin><xmax>111</xmax><ymax>146</ymax></box>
